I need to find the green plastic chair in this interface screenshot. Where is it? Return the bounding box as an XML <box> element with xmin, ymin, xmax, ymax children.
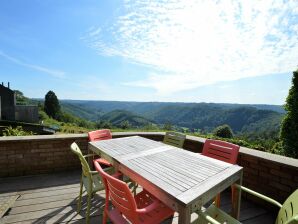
<box><xmin>196</xmin><ymin>186</ymin><xmax>298</xmax><ymax>224</ymax></box>
<box><xmin>163</xmin><ymin>131</ymin><xmax>186</xmax><ymax>148</ymax></box>
<box><xmin>70</xmin><ymin>142</ymin><xmax>114</xmax><ymax>224</ymax></box>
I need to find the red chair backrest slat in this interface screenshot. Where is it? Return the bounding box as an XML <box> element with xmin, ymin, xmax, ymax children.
<box><xmin>88</xmin><ymin>129</ymin><xmax>112</xmax><ymax>142</ymax></box>
<box><xmin>202</xmin><ymin>139</ymin><xmax>240</xmax><ymax>164</ymax></box>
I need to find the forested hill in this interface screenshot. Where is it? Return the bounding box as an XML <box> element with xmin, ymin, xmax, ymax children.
<box><xmin>101</xmin><ymin>110</ymin><xmax>154</xmax><ymax>127</ymax></box>
<box><xmin>61</xmin><ymin>100</ymin><xmax>284</xmax><ymax>115</ymax></box>
<box><xmin>60</xmin><ymin>100</ymin><xmax>284</xmax><ymax>135</ymax></box>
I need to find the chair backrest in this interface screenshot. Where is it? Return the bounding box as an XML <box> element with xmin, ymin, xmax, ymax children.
<box><xmin>275</xmin><ymin>189</ymin><xmax>298</xmax><ymax>224</ymax></box>
<box><xmin>88</xmin><ymin>129</ymin><xmax>112</xmax><ymax>142</ymax></box>
<box><xmin>163</xmin><ymin>131</ymin><xmax>186</xmax><ymax>148</ymax></box>
<box><xmin>70</xmin><ymin>142</ymin><xmax>91</xmax><ymax>177</ymax></box>
<box><xmin>94</xmin><ymin>160</ymin><xmax>138</xmax><ymax>223</ymax></box>
<box><xmin>202</xmin><ymin>139</ymin><xmax>240</xmax><ymax>164</ymax></box>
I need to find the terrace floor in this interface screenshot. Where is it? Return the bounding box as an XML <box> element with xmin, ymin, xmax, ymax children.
<box><xmin>0</xmin><ymin>170</ymin><xmax>275</xmax><ymax>224</ymax></box>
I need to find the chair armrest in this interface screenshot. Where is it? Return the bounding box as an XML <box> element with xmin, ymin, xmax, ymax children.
<box><xmin>83</xmin><ymin>154</ymin><xmax>96</xmax><ymax>158</ymax></box>
<box><xmin>90</xmin><ymin>166</ymin><xmax>114</xmax><ymax>175</ymax></box>
<box><xmin>136</xmin><ymin>199</ymin><xmax>160</xmax><ymax>214</ymax></box>
<box><xmin>197</xmin><ymin>210</ymin><xmax>221</xmax><ymax>224</ymax></box>
<box><xmin>235</xmin><ymin>184</ymin><xmax>282</xmax><ymax>208</ymax></box>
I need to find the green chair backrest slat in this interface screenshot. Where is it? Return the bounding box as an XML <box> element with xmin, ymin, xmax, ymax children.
<box><xmin>163</xmin><ymin>131</ymin><xmax>186</xmax><ymax>148</ymax></box>
<box><xmin>70</xmin><ymin>142</ymin><xmax>91</xmax><ymax>178</ymax></box>
<box><xmin>276</xmin><ymin>189</ymin><xmax>298</xmax><ymax>224</ymax></box>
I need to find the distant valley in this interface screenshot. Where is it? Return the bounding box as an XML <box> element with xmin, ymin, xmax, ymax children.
<box><xmin>60</xmin><ymin>100</ymin><xmax>284</xmax><ymax>138</ymax></box>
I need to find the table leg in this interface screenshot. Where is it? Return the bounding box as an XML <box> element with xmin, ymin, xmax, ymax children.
<box><xmin>231</xmin><ymin>171</ymin><xmax>243</xmax><ymax>219</ymax></box>
<box><xmin>178</xmin><ymin>206</ymin><xmax>191</xmax><ymax>224</ymax></box>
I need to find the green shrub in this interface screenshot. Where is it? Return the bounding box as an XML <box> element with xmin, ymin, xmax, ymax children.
<box><xmin>213</xmin><ymin>124</ymin><xmax>234</xmax><ymax>138</ymax></box>
<box><xmin>38</xmin><ymin>110</ymin><xmax>49</xmax><ymax>121</ymax></box>
<box><xmin>268</xmin><ymin>141</ymin><xmax>284</xmax><ymax>155</ymax></box>
<box><xmin>3</xmin><ymin>126</ymin><xmax>33</xmax><ymax>136</ymax></box>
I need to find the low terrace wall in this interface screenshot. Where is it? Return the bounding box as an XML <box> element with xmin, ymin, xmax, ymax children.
<box><xmin>0</xmin><ymin>132</ymin><xmax>297</xmax><ymax>206</ymax></box>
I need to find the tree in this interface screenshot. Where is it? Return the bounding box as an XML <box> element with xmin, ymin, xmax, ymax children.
<box><xmin>280</xmin><ymin>69</ymin><xmax>298</xmax><ymax>158</ymax></box>
<box><xmin>120</xmin><ymin>120</ymin><xmax>131</xmax><ymax>129</ymax></box>
<box><xmin>14</xmin><ymin>90</ymin><xmax>29</xmax><ymax>105</ymax></box>
<box><xmin>44</xmin><ymin>91</ymin><xmax>61</xmax><ymax>119</ymax></box>
<box><xmin>213</xmin><ymin>124</ymin><xmax>234</xmax><ymax>138</ymax></box>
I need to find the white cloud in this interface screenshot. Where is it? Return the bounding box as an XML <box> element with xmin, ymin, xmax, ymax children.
<box><xmin>0</xmin><ymin>51</ymin><xmax>65</xmax><ymax>78</ymax></box>
<box><xmin>83</xmin><ymin>0</ymin><xmax>298</xmax><ymax>95</ymax></box>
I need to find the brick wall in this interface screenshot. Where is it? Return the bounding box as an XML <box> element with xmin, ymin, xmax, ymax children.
<box><xmin>0</xmin><ymin>134</ymin><xmax>88</xmax><ymax>177</ymax></box>
<box><xmin>0</xmin><ymin>132</ymin><xmax>164</xmax><ymax>177</ymax></box>
<box><xmin>0</xmin><ymin>132</ymin><xmax>297</xmax><ymax>206</ymax></box>
<box><xmin>237</xmin><ymin>147</ymin><xmax>298</xmax><ymax>204</ymax></box>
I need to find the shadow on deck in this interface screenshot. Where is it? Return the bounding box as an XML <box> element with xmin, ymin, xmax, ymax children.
<box><xmin>0</xmin><ymin>170</ymin><xmax>275</xmax><ymax>224</ymax></box>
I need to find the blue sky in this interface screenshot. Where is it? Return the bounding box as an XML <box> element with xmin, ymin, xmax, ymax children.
<box><xmin>0</xmin><ymin>0</ymin><xmax>297</xmax><ymax>105</ymax></box>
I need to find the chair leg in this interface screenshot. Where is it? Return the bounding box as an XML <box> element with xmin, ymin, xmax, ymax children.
<box><xmin>77</xmin><ymin>177</ymin><xmax>83</xmax><ymax>212</ymax></box>
<box><xmin>132</xmin><ymin>182</ymin><xmax>138</xmax><ymax>195</ymax></box>
<box><xmin>215</xmin><ymin>193</ymin><xmax>221</xmax><ymax>207</ymax></box>
<box><xmin>103</xmin><ymin>209</ymin><xmax>108</xmax><ymax>224</ymax></box>
<box><xmin>86</xmin><ymin>193</ymin><xmax>92</xmax><ymax>224</ymax></box>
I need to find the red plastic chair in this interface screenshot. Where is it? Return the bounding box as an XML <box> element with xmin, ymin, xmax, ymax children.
<box><xmin>88</xmin><ymin>129</ymin><xmax>113</xmax><ymax>167</ymax></box>
<box><xmin>94</xmin><ymin>160</ymin><xmax>174</xmax><ymax>224</ymax></box>
<box><xmin>88</xmin><ymin>129</ymin><xmax>112</xmax><ymax>141</ymax></box>
<box><xmin>202</xmin><ymin>139</ymin><xmax>240</xmax><ymax>207</ymax></box>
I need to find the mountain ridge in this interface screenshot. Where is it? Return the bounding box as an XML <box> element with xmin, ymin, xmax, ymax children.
<box><xmin>60</xmin><ymin>100</ymin><xmax>284</xmax><ymax>138</ymax></box>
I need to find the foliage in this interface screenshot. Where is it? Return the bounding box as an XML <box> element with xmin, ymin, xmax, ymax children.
<box><xmin>44</xmin><ymin>91</ymin><xmax>61</xmax><ymax>119</ymax></box>
<box><xmin>141</xmin><ymin>123</ymin><xmax>160</xmax><ymax>131</ymax></box>
<box><xmin>163</xmin><ymin>122</ymin><xmax>173</xmax><ymax>131</ymax></box>
<box><xmin>280</xmin><ymin>69</ymin><xmax>298</xmax><ymax>158</ymax></box>
<box><xmin>268</xmin><ymin>141</ymin><xmax>284</xmax><ymax>155</ymax></box>
<box><xmin>14</xmin><ymin>90</ymin><xmax>28</xmax><ymax>105</ymax></box>
<box><xmin>213</xmin><ymin>124</ymin><xmax>234</xmax><ymax>138</ymax></box>
<box><xmin>120</xmin><ymin>120</ymin><xmax>131</xmax><ymax>129</ymax></box>
<box><xmin>59</xmin><ymin>123</ymin><xmax>90</xmax><ymax>134</ymax></box>
<box><xmin>101</xmin><ymin>110</ymin><xmax>153</xmax><ymax>128</ymax></box>
<box><xmin>20</xmin><ymin>95</ymin><xmax>286</xmax><ymax>156</ymax></box>
<box><xmin>58</xmin><ymin>100</ymin><xmax>284</xmax><ymax>154</ymax></box>
<box><xmin>61</xmin><ymin>101</ymin><xmax>283</xmax><ymax>138</ymax></box>
<box><xmin>38</xmin><ymin>110</ymin><xmax>49</xmax><ymax>121</ymax></box>
<box><xmin>3</xmin><ymin>126</ymin><xmax>33</xmax><ymax>136</ymax></box>
<box><xmin>14</xmin><ymin>90</ymin><xmax>38</xmax><ymax>105</ymax></box>
<box><xmin>96</xmin><ymin>120</ymin><xmax>112</xmax><ymax>129</ymax></box>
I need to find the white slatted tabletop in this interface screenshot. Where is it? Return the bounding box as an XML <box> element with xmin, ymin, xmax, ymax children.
<box><xmin>89</xmin><ymin>136</ymin><xmax>243</xmax><ymax>224</ymax></box>
<box><xmin>89</xmin><ymin>136</ymin><xmax>166</xmax><ymax>163</ymax></box>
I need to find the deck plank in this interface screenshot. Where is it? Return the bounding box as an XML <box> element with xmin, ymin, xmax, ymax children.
<box><xmin>0</xmin><ymin>170</ymin><xmax>275</xmax><ymax>224</ymax></box>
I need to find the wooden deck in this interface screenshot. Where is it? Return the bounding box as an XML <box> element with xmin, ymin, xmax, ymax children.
<box><xmin>0</xmin><ymin>170</ymin><xmax>275</xmax><ymax>224</ymax></box>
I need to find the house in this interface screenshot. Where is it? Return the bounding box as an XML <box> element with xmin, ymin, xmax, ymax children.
<box><xmin>0</xmin><ymin>82</ymin><xmax>38</xmax><ymax>123</ymax></box>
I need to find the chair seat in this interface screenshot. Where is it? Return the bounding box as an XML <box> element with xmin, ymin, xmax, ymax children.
<box><xmin>108</xmin><ymin>190</ymin><xmax>174</xmax><ymax>224</ymax></box>
<box><xmin>197</xmin><ymin>204</ymin><xmax>241</xmax><ymax>224</ymax></box>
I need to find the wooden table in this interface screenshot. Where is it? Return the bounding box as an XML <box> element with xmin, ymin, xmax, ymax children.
<box><xmin>89</xmin><ymin>136</ymin><xmax>243</xmax><ymax>224</ymax></box>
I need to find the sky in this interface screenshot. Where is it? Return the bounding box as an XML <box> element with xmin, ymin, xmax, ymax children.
<box><xmin>0</xmin><ymin>0</ymin><xmax>297</xmax><ymax>105</ymax></box>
